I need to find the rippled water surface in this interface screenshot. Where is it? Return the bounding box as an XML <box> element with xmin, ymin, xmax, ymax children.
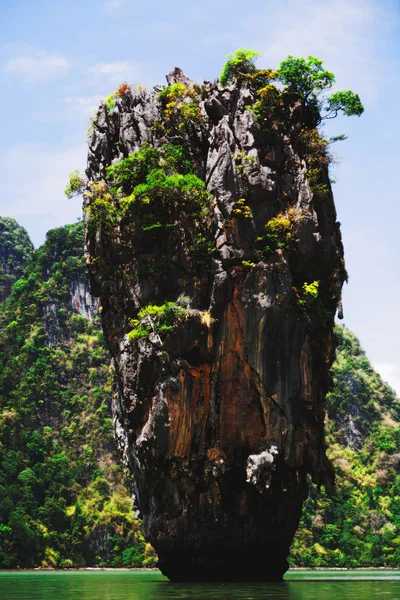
<box><xmin>1</xmin><ymin>570</ymin><xmax>400</xmax><ymax>600</ymax></box>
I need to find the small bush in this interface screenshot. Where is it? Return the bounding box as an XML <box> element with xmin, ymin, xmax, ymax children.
<box><xmin>117</xmin><ymin>82</ymin><xmax>131</xmax><ymax>96</ymax></box>
<box><xmin>220</xmin><ymin>49</ymin><xmax>261</xmax><ymax>86</ymax></box>
<box><xmin>104</xmin><ymin>82</ymin><xmax>132</xmax><ymax>115</ymax></box>
<box><xmin>158</xmin><ymin>83</ymin><xmax>203</xmax><ymax>133</ymax></box>
<box><xmin>128</xmin><ymin>302</ymin><xmax>188</xmax><ymax>342</ymax></box>
<box><xmin>65</xmin><ymin>171</ymin><xmax>86</xmax><ymax>199</ymax></box>
<box><xmin>232</xmin><ymin>198</ymin><xmax>253</xmax><ymax>219</ymax></box>
<box><xmin>257</xmin><ymin>215</ymin><xmax>292</xmax><ymax>257</ymax></box>
<box><xmin>295</xmin><ymin>281</ymin><xmax>320</xmax><ymax>311</ymax></box>
<box><xmin>252</xmin><ymin>83</ymin><xmax>282</xmax><ymax>121</ymax></box>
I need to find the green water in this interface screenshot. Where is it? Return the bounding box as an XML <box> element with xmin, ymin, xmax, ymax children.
<box><xmin>1</xmin><ymin>570</ymin><xmax>400</xmax><ymax>600</ymax></box>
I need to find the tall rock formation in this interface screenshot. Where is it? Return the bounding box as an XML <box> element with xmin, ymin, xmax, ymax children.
<box><xmin>84</xmin><ymin>68</ymin><xmax>346</xmax><ymax>580</ymax></box>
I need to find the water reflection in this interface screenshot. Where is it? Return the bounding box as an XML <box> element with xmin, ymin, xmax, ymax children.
<box><xmin>1</xmin><ymin>571</ymin><xmax>400</xmax><ymax>600</ymax></box>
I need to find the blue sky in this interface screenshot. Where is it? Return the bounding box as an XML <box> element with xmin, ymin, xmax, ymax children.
<box><xmin>0</xmin><ymin>0</ymin><xmax>399</xmax><ymax>393</ymax></box>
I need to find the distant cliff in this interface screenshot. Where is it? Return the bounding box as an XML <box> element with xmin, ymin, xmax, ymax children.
<box><xmin>0</xmin><ymin>222</ymin><xmax>155</xmax><ymax>568</ymax></box>
<box><xmin>292</xmin><ymin>325</ymin><xmax>400</xmax><ymax>568</ymax></box>
<box><xmin>84</xmin><ymin>63</ymin><xmax>346</xmax><ymax>581</ymax></box>
<box><xmin>0</xmin><ymin>217</ymin><xmax>34</xmax><ymax>302</ymax></box>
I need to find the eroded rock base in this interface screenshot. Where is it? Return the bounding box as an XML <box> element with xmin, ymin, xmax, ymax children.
<box><xmin>158</xmin><ymin>546</ymin><xmax>288</xmax><ymax>582</ymax></box>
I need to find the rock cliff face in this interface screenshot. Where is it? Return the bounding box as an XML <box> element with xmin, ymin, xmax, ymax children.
<box><xmin>84</xmin><ymin>68</ymin><xmax>346</xmax><ymax>581</ymax></box>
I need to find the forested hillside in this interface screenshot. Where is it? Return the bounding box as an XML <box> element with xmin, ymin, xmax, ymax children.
<box><xmin>0</xmin><ymin>218</ymin><xmax>34</xmax><ymax>302</ymax></box>
<box><xmin>292</xmin><ymin>326</ymin><xmax>400</xmax><ymax>566</ymax></box>
<box><xmin>0</xmin><ymin>219</ymin><xmax>399</xmax><ymax>568</ymax></box>
<box><xmin>0</xmin><ymin>222</ymin><xmax>156</xmax><ymax>568</ymax></box>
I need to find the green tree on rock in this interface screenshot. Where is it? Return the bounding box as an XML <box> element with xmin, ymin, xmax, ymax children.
<box><xmin>220</xmin><ymin>49</ymin><xmax>261</xmax><ymax>86</ymax></box>
<box><xmin>220</xmin><ymin>50</ymin><xmax>364</xmax><ymax>126</ymax></box>
<box><xmin>277</xmin><ymin>55</ymin><xmax>364</xmax><ymax>123</ymax></box>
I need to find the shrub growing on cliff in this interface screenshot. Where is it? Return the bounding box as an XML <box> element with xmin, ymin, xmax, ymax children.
<box><xmin>232</xmin><ymin>198</ymin><xmax>253</xmax><ymax>219</ymax></box>
<box><xmin>106</xmin><ymin>142</ymin><xmax>160</xmax><ymax>190</ymax></box>
<box><xmin>106</xmin><ymin>143</ymin><xmax>193</xmax><ymax>192</ymax></box>
<box><xmin>158</xmin><ymin>83</ymin><xmax>203</xmax><ymax>134</ymax></box>
<box><xmin>104</xmin><ymin>142</ymin><xmax>213</xmax><ymax>258</ymax></box>
<box><xmin>278</xmin><ymin>55</ymin><xmax>364</xmax><ymax>124</ymax></box>
<box><xmin>220</xmin><ymin>50</ymin><xmax>364</xmax><ymax>128</ymax></box>
<box><xmin>65</xmin><ymin>171</ymin><xmax>86</xmax><ymax>199</ymax></box>
<box><xmin>220</xmin><ymin>49</ymin><xmax>261</xmax><ymax>86</ymax></box>
<box><xmin>295</xmin><ymin>281</ymin><xmax>320</xmax><ymax>311</ymax></box>
<box><xmin>257</xmin><ymin>215</ymin><xmax>292</xmax><ymax>257</ymax></box>
<box><xmin>104</xmin><ymin>82</ymin><xmax>132</xmax><ymax>115</ymax></box>
<box><xmin>128</xmin><ymin>302</ymin><xmax>188</xmax><ymax>341</ymax></box>
<box><xmin>116</xmin><ymin>162</ymin><xmax>210</xmax><ymax>234</ymax></box>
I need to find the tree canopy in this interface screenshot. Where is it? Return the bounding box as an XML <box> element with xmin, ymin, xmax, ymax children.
<box><xmin>278</xmin><ymin>55</ymin><xmax>364</xmax><ymax>121</ymax></box>
<box><xmin>219</xmin><ymin>50</ymin><xmax>364</xmax><ymax>124</ymax></box>
<box><xmin>219</xmin><ymin>49</ymin><xmax>261</xmax><ymax>86</ymax></box>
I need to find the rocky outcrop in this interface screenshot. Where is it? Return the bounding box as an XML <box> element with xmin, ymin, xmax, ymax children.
<box><xmin>84</xmin><ymin>68</ymin><xmax>346</xmax><ymax>581</ymax></box>
<box><xmin>70</xmin><ymin>279</ymin><xmax>99</xmax><ymax>320</ymax></box>
<box><xmin>42</xmin><ymin>278</ymin><xmax>98</xmax><ymax>346</ymax></box>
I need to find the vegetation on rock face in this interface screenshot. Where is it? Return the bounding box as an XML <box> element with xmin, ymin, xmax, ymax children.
<box><xmin>95</xmin><ymin>143</ymin><xmax>212</xmax><ymax>240</ymax></box>
<box><xmin>256</xmin><ymin>215</ymin><xmax>292</xmax><ymax>256</ymax></box>
<box><xmin>158</xmin><ymin>83</ymin><xmax>204</xmax><ymax>134</ymax></box>
<box><xmin>0</xmin><ymin>222</ymin><xmax>154</xmax><ymax>568</ymax></box>
<box><xmin>108</xmin><ymin>143</ymin><xmax>211</xmax><ymax>253</ymax></box>
<box><xmin>105</xmin><ymin>82</ymin><xmax>132</xmax><ymax>115</ymax></box>
<box><xmin>291</xmin><ymin>326</ymin><xmax>400</xmax><ymax>567</ymax></box>
<box><xmin>82</xmin><ymin>140</ymin><xmax>213</xmax><ymax>295</ymax></box>
<box><xmin>217</xmin><ymin>49</ymin><xmax>364</xmax><ymax>251</ymax></box>
<box><xmin>278</xmin><ymin>56</ymin><xmax>364</xmax><ymax>122</ymax></box>
<box><xmin>220</xmin><ymin>49</ymin><xmax>364</xmax><ymax>126</ymax></box>
<box><xmin>65</xmin><ymin>171</ymin><xmax>86</xmax><ymax>199</ymax></box>
<box><xmin>128</xmin><ymin>301</ymin><xmax>188</xmax><ymax>342</ymax></box>
<box><xmin>219</xmin><ymin>49</ymin><xmax>261</xmax><ymax>86</ymax></box>
<box><xmin>0</xmin><ymin>218</ymin><xmax>34</xmax><ymax>302</ymax></box>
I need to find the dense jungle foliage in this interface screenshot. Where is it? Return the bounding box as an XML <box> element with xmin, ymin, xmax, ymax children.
<box><xmin>291</xmin><ymin>326</ymin><xmax>400</xmax><ymax>567</ymax></box>
<box><xmin>0</xmin><ymin>218</ymin><xmax>399</xmax><ymax>568</ymax></box>
<box><xmin>0</xmin><ymin>218</ymin><xmax>34</xmax><ymax>302</ymax></box>
<box><xmin>0</xmin><ymin>222</ymin><xmax>156</xmax><ymax>568</ymax></box>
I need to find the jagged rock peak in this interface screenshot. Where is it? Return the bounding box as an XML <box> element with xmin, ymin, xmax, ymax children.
<box><xmin>165</xmin><ymin>67</ymin><xmax>194</xmax><ymax>87</ymax></box>
<box><xmin>84</xmin><ymin>67</ymin><xmax>346</xmax><ymax>581</ymax></box>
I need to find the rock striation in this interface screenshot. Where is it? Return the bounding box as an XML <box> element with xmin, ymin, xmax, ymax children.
<box><xmin>84</xmin><ymin>68</ymin><xmax>346</xmax><ymax>581</ymax></box>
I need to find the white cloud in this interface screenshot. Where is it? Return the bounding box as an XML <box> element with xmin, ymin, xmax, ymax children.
<box><xmin>63</xmin><ymin>95</ymin><xmax>103</xmax><ymax>115</ymax></box>
<box><xmin>374</xmin><ymin>363</ymin><xmax>400</xmax><ymax>398</ymax></box>
<box><xmin>257</xmin><ymin>0</ymin><xmax>398</xmax><ymax>103</ymax></box>
<box><xmin>0</xmin><ymin>143</ymin><xmax>86</xmax><ymax>247</ymax></box>
<box><xmin>105</xmin><ymin>0</ymin><xmax>123</xmax><ymax>10</ymax></box>
<box><xmin>4</xmin><ymin>48</ymin><xmax>70</xmax><ymax>82</ymax></box>
<box><xmin>90</xmin><ymin>61</ymin><xmax>137</xmax><ymax>83</ymax></box>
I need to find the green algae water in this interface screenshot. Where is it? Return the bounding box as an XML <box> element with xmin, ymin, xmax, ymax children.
<box><xmin>1</xmin><ymin>570</ymin><xmax>400</xmax><ymax>600</ymax></box>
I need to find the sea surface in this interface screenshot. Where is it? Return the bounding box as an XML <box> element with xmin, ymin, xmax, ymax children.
<box><xmin>1</xmin><ymin>569</ymin><xmax>400</xmax><ymax>600</ymax></box>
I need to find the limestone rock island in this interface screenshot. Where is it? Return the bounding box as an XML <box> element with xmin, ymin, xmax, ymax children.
<box><xmin>83</xmin><ymin>58</ymin><xmax>347</xmax><ymax>581</ymax></box>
